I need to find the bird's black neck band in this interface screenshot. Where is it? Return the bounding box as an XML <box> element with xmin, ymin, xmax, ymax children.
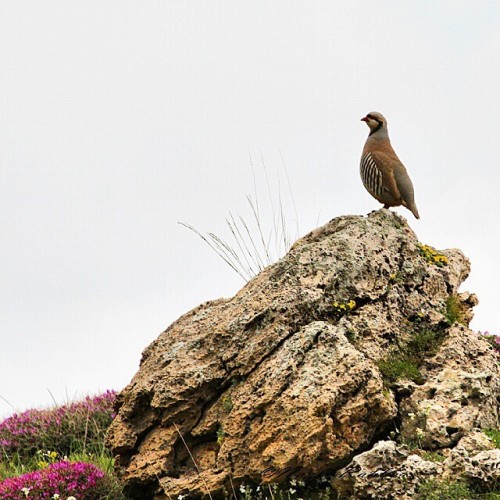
<box><xmin>369</xmin><ymin>121</ymin><xmax>383</xmax><ymax>136</ymax></box>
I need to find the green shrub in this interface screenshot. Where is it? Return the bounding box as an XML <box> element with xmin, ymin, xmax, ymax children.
<box><xmin>378</xmin><ymin>358</ymin><xmax>422</xmax><ymax>384</ymax></box>
<box><xmin>408</xmin><ymin>330</ymin><xmax>442</xmax><ymax>355</ymax></box>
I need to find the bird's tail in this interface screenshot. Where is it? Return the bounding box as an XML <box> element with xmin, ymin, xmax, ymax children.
<box><xmin>402</xmin><ymin>199</ymin><xmax>420</xmax><ymax>219</ymax></box>
<box><xmin>409</xmin><ymin>203</ymin><xmax>420</xmax><ymax>219</ymax></box>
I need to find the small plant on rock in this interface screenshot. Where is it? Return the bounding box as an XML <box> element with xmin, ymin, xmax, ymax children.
<box><xmin>417</xmin><ymin>244</ymin><xmax>448</xmax><ymax>267</ymax></box>
<box><xmin>421</xmin><ymin>451</ymin><xmax>446</xmax><ymax>463</ymax></box>
<box><xmin>216</xmin><ymin>426</ymin><xmax>226</xmax><ymax>445</ymax></box>
<box><xmin>378</xmin><ymin>325</ymin><xmax>445</xmax><ymax>386</ymax></box>
<box><xmin>332</xmin><ymin>300</ymin><xmax>356</xmax><ymax>318</ymax></box>
<box><xmin>378</xmin><ymin>357</ymin><xmax>423</xmax><ymax>384</ymax></box>
<box><xmin>407</xmin><ymin>329</ymin><xmax>444</xmax><ymax>357</ymax></box>
<box><xmin>222</xmin><ymin>394</ymin><xmax>233</xmax><ymax>413</ymax></box>
<box><xmin>445</xmin><ymin>295</ymin><xmax>467</xmax><ymax>326</ymax></box>
<box><xmin>180</xmin><ymin>159</ymin><xmax>299</xmax><ymax>282</ymax></box>
<box><xmin>483</xmin><ymin>428</ymin><xmax>500</xmax><ymax>448</ymax></box>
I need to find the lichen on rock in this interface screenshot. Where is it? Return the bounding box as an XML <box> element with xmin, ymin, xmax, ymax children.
<box><xmin>106</xmin><ymin>209</ymin><xmax>499</xmax><ymax>499</ymax></box>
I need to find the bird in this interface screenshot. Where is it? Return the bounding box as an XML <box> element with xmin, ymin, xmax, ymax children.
<box><xmin>360</xmin><ymin>112</ymin><xmax>420</xmax><ymax>219</ymax></box>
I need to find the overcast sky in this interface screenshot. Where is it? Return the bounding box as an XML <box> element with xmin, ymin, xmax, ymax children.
<box><xmin>1</xmin><ymin>1</ymin><xmax>500</xmax><ymax>417</ymax></box>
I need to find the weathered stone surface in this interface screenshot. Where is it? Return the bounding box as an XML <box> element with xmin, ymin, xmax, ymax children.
<box><xmin>332</xmin><ymin>441</ymin><xmax>441</xmax><ymax>499</ymax></box>
<box><xmin>443</xmin><ymin>431</ymin><xmax>498</xmax><ymax>489</ymax></box>
<box><xmin>399</xmin><ymin>325</ymin><xmax>500</xmax><ymax>449</ymax></box>
<box><xmin>333</xmin><ymin>432</ymin><xmax>500</xmax><ymax>499</ymax></box>
<box><xmin>106</xmin><ymin>209</ymin><xmax>499</xmax><ymax>498</ymax></box>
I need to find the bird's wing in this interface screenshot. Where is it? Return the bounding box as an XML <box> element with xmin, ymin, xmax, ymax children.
<box><xmin>393</xmin><ymin>162</ymin><xmax>420</xmax><ymax>218</ymax></box>
<box><xmin>367</xmin><ymin>150</ymin><xmax>401</xmax><ymax>200</ymax></box>
<box><xmin>371</xmin><ymin>150</ymin><xmax>420</xmax><ymax>218</ymax></box>
<box><xmin>392</xmin><ymin>162</ymin><xmax>416</xmax><ymax>206</ymax></box>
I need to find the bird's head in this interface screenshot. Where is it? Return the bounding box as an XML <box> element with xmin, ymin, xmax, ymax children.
<box><xmin>361</xmin><ymin>112</ymin><xmax>387</xmax><ymax>134</ymax></box>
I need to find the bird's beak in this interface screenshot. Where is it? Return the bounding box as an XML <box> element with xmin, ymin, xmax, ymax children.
<box><xmin>361</xmin><ymin>116</ymin><xmax>368</xmax><ymax>122</ymax></box>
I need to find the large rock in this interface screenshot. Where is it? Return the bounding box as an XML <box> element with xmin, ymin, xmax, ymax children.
<box><xmin>106</xmin><ymin>210</ymin><xmax>499</xmax><ymax>498</ymax></box>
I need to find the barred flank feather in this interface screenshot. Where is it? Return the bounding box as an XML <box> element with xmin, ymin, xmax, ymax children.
<box><xmin>360</xmin><ymin>152</ymin><xmax>384</xmax><ymax>200</ymax></box>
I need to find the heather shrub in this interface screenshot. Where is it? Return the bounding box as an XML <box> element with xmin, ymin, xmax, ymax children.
<box><xmin>0</xmin><ymin>460</ymin><xmax>122</xmax><ymax>499</ymax></box>
<box><xmin>0</xmin><ymin>391</ymin><xmax>123</xmax><ymax>498</ymax></box>
<box><xmin>0</xmin><ymin>391</ymin><xmax>116</xmax><ymax>460</ymax></box>
<box><xmin>480</xmin><ymin>331</ymin><xmax>500</xmax><ymax>354</ymax></box>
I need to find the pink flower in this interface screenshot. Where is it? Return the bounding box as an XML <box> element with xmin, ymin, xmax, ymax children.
<box><xmin>0</xmin><ymin>391</ymin><xmax>116</xmax><ymax>457</ymax></box>
<box><xmin>0</xmin><ymin>461</ymin><xmax>107</xmax><ymax>499</ymax></box>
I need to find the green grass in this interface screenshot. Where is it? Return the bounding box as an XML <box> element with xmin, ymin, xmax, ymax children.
<box><xmin>418</xmin><ymin>479</ymin><xmax>500</xmax><ymax>500</ymax></box>
<box><xmin>483</xmin><ymin>428</ymin><xmax>500</xmax><ymax>448</ymax></box>
<box><xmin>417</xmin><ymin>479</ymin><xmax>473</xmax><ymax>499</ymax></box>
<box><xmin>180</xmin><ymin>157</ymin><xmax>299</xmax><ymax>282</ymax></box>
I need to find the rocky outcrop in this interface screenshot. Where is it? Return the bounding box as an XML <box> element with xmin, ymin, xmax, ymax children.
<box><xmin>106</xmin><ymin>210</ymin><xmax>499</xmax><ymax>499</ymax></box>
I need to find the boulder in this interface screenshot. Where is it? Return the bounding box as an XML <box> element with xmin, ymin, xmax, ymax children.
<box><xmin>106</xmin><ymin>210</ymin><xmax>499</xmax><ymax>498</ymax></box>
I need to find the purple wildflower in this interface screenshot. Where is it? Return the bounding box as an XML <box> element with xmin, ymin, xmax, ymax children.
<box><xmin>0</xmin><ymin>390</ymin><xmax>117</xmax><ymax>459</ymax></box>
<box><xmin>0</xmin><ymin>461</ymin><xmax>107</xmax><ymax>499</ymax></box>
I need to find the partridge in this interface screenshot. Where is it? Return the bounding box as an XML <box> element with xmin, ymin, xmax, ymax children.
<box><xmin>360</xmin><ymin>112</ymin><xmax>420</xmax><ymax>219</ymax></box>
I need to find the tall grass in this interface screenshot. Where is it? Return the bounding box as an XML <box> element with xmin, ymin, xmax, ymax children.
<box><xmin>180</xmin><ymin>152</ymin><xmax>299</xmax><ymax>281</ymax></box>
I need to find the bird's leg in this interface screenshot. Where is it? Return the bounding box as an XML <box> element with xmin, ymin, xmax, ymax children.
<box><xmin>383</xmin><ymin>204</ymin><xmax>390</xmax><ymax>209</ymax></box>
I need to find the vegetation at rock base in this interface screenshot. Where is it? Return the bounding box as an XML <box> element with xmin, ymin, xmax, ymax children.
<box><xmin>0</xmin><ymin>461</ymin><xmax>122</xmax><ymax>499</ymax></box>
<box><xmin>236</xmin><ymin>476</ymin><xmax>336</xmax><ymax>500</ymax></box>
<box><xmin>1</xmin><ymin>367</ymin><xmax>498</xmax><ymax>498</ymax></box>
<box><xmin>0</xmin><ymin>391</ymin><xmax>124</xmax><ymax>498</ymax></box>
<box><xmin>417</xmin><ymin>478</ymin><xmax>500</xmax><ymax>500</ymax></box>
<box><xmin>417</xmin><ymin>479</ymin><xmax>473</xmax><ymax>499</ymax></box>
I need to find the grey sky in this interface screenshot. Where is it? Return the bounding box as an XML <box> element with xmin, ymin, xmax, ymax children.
<box><xmin>1</xmin><ymin>1</ymin><xmax>500</xmax><ymax>417</ymax></box>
